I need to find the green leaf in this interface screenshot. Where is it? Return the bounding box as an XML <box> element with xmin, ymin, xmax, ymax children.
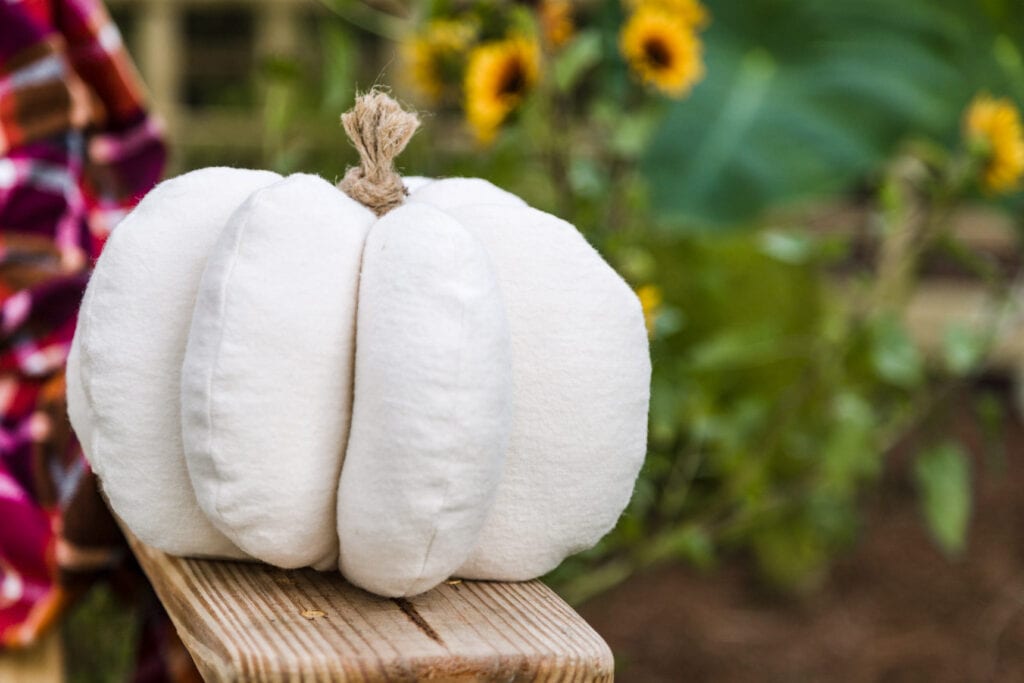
<box><xmin>643</xmin><ymin>525</ymin><xmax>715</xmax><ymax>570</ymax></box>
<box><xmin>568</xmin><ymin>157</ymin><xmax>606</xmax><ymax>198</ymax></box>
<box><xmin>653</xmin><ymin>305</ymin><xmax>685</xmax><ymax>338</ymax></box>
<box><xmin>553</xmin><ymin>30</ymin><xmax>603</xmax><ymax>91</ymax></box>
<box><xmin>686</xmin><ymin>330</ymin><xmax>789</xmax><ymax>371</ymax></box>
<box><xmin>821</xmin><ymin>392</ymin><xmax>880</xmax><ymax>492</ymax></box>
<box><xmin>870</xmin><ymin>316</ymin><xmax>923</xmax><ymax>388</ymax></box>
<box><xmin>914</xmin><ymin>442</ymin><xmax>972</xmax><ymax>556</ymax></box>
<box><xmin>758</xmin><ymin>230</ymin><xmax>814</xmax><ymax>264</ymax></box>
<box><xmin>942</xmin><ymin>323</ymin><xmax>986</xmax><ymax>375</ymax></box>
<box><xmin>609</xmin><ymin>109</ymin><xmax>662</xmax><ymax>159</ymax></box>
<box><xmin>751</xmin><ymin>517</ymin><xmax>828</xmax><ymax>590</ymax></box>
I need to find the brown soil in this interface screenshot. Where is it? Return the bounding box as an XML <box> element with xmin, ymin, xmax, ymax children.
<box><xmin>580</xmin><ymin>384</ymin><xmax>1024</xmax><ymax>683</ymax></box>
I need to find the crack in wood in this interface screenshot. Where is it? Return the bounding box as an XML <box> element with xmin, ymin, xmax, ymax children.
<box><xmin>392</xmin><ymin>598</ymin><xmax>445</xmax><ymax>646</ymax></box>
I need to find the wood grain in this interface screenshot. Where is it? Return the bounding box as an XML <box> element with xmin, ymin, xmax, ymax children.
<box><xmin>123</xmin><ymin>531</ymin><xmax>614</xmax><ymax>682</ymax></box>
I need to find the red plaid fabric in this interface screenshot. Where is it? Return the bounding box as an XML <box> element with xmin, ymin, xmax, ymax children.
<box><xmin>1</xmin><ymin>0</ymin><xmax>165</xmax><ymax>258</ymax></box>
<box><xmin>2</xmin><ymin>1</ymin><xmax>172</xmax><ymax>677</ymax></box>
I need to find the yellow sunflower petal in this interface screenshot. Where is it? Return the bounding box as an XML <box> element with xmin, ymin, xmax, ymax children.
<box><xmin>624</xmin><ymin>0</ymin><xmax>710</xmax><ymax>29</ymax></box>
<box><xmin>964</xmin><ymin>94</ymin><xmax>1024</xmax><ymax>194</ymax></box>
<box><xmin>404</xmin><ymin>19</ymin><xmax>476</xmax><ymax>102</ymax></box>
<box><xmin>636</xmin><ymin>284</ymin><xmax>663</xmax><ymax>336</ymax></box>
<box><xmin>540</xmin><ymin>0</ymin><xmax>575</xmax><ymax>49</ymax></box>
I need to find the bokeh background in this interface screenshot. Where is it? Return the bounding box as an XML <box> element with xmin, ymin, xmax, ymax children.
<box><xmin>66</xmin><ymin>0</ymin><xmax>1024</xmax><ymax>680</ymax></box>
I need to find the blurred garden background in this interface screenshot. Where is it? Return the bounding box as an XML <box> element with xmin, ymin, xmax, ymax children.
<box><xmin>65</xmin><ymin>0</ymin><xmax>1024</xmax><ymax>680</ymax></box>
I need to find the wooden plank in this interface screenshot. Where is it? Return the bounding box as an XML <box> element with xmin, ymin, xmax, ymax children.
<box><xmin>0</xmin><ymin>632</ymin><xmax>64</xmax><ymax>683</ymax></box>
<box><xmin>123</xmin><ymin>530</ymin><xmax>614</xmax><ymax>682</ymax></box>
<box><xmin>829</xmin><ymin>278</ymin><xmax>1024</xmax><ymax>376</ymax></box>
<box><xmin>903</xmin><ymin>281</ymin><xmax>1024</xmax><ymax>370</ymax></box>
<box><xmin>790</xmin><ymin>202</ymin><xmax>1019</xmax><ymax>256</ymax></box>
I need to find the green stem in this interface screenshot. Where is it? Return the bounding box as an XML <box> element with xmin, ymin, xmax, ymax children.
<box><xmin>536</xmin><ymin>66</ymin><xmax>576</xmax><ymax>222</ymax></box>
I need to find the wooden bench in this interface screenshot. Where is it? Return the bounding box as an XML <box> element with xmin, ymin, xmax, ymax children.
<box><xmin>124</xmin><ymin>530</ymin><xmax>615</xmax><ymax>681</ymax></box>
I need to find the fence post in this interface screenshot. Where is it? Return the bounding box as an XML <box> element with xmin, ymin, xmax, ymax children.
<box><xmin>136</xmin><ymin>0</ymin><xmax>182</xmax><ymax>169</ymax></box>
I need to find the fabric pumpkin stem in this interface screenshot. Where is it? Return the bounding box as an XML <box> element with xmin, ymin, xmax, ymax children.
<box><xmin>339</xmin><ymin>89</ymin><xmax>421</xmax><ymax>215</ymax></box>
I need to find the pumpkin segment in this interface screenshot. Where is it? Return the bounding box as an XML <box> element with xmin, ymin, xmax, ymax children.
<box><xmin>338</xmin><ymin>202</ymin><xmax>512</xmax><ymax>597</ymax></box>
<box><xmin>67</xmin><ymin>168</ymin><xmax>281</xmax><ymax>558</ymax></box>
<box><xmin>181</xmin><ymin>174</ymin><xmax>375</xmax><ymax>570</ymax></box>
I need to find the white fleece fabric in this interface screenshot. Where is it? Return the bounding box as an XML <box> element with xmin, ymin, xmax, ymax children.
<box><xmin>181</xmin><ymin>174</ymin><xmax>375</xmax><ymax>570</ymax></box>
<box><xmin>337</xmin><ymin>201</ymin><xmax>512</xmax><ymax>597</ymax></box>
<box><xmin>401</xmin><ymin>176</ymin><xmax>433</xmax><ymax>194</ymax></box>
<box><xmin>66</xmin><ymin>167</ymin><xmax>281</xmax><ymax>558</ymax></box>
<box><xmin>407</xmin><ymin>177</ymin><xmax>527</xmax><ymax>211</ymax></box>
<box><xmin>433</xmin><ymin>203</ymin><xmax>651</xmax><ymax>581</ymax></box>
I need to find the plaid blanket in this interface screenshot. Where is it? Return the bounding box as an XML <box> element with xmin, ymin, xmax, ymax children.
<box><xmin>1</xmin><ymin>0</ymin><xmax>170</xmax><ymax>672</ymax></box>
<box><xmin>1</xmin><ymin>0</ymin><xmax>165</xmax><ymax>255</ymax></box>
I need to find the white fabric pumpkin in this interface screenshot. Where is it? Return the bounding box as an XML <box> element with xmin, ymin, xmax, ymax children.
<box><xmin>67</xmin><ymin>93</ymin><xmax>649</xmax><ymax>598</ymax></box>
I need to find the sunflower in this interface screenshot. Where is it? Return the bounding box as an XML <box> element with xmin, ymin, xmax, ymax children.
<box><xmin>620</xmin><ymin>7</ymin><xmax>704</xmax><ymax>98</ymax></box>
<box><xmin>636</xmin><ymin>284</ymin><xmax>663</xmax><ymax>337</ymax></box>
<box><xmin>464</xmin><ymin>37</ymin><xmax>540</xmax><ymax>144</ymax></box>
<box><xmin>964</xmin><ymin>94</ymin><xmax>1024</xmax><ymax>194</ymax></box>
<box><xmin>624</xmin><ymin>0</ymin><xmax>710</xmax><ymax>29</ymax></box>
<box><xmin>539</xmin><ymin>0</ymin><xmax>574</xmax><ymax>49</ymax></box>
<box><xmin>404</xmin><ymin>19</ymin><xmax>476</xmax><ymax>102</ymax></box>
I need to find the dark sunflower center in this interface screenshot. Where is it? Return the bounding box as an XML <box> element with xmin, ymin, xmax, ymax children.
<box><xmin>643</xmin><ymin>37</ymin><xmax>672</xmax><ymax>69</ymax></box>
<box><xmin>499</xmin><ymin>59</ymin><xmax>527</xmax><ymax>97</ymax></box>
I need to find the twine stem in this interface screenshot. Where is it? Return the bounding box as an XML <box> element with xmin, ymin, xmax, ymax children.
<box><xmin>338</xmin><ymin>89</ymin><xmax>421</xmax><ymax>216</ymax></box>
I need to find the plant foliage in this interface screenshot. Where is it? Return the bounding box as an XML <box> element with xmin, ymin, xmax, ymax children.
<box><xmin>645</xmin><ymin>0</ymin><xmax>1024</xmax><ymax>227</ymax></box>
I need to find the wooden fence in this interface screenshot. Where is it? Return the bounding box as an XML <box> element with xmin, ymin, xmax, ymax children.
<box><xmin>107</xmin><ymin>0</ymin><xmax>328</xmax><ymax>172</ymax></box>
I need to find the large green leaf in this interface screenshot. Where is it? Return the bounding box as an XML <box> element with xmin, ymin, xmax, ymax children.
<box><xmin>643</xmin><ymin>0</ymin><xmax>1020</xmax><ymax>228</ymax></box>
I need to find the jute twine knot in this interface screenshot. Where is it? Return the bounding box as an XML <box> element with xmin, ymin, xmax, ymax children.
<box><xmin>338</xmin><ymin>89</ymin><xmax>421</xmax><ymax>216</ymax></box>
